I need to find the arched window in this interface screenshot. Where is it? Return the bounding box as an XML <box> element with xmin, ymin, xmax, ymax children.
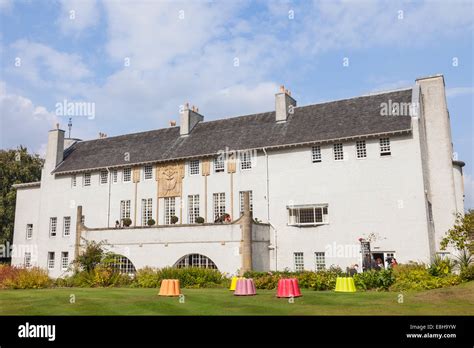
<box><xmin>109</xmin><ymin>255</ymin><xmax>137</xmax><ymax>275</ymax></box>
<box><xmin>174</xmin><ymin>254</ymin><xmax>218</xmax><ymax>269</ymax></box>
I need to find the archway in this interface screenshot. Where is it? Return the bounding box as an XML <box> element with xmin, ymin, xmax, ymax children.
<box><xmin>173</xmin><ymin>254</ymin><xmax>218</xmax><ymax>270</ymax></box>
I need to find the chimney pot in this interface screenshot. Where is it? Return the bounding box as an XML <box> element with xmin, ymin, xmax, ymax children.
<box><xmin>170</xmin><ymin>120</ymin><xmax>176</xmax><ymax>127</ymax></box>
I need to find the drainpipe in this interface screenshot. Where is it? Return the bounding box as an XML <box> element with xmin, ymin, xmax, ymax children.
<box><xmin>262</xmin><ymin>148</ymin><xmax>277</xmax><ymax>271</ymax></box>
<box><xmin>107</xmin><ymin>168</ymin><xmax>111</xmax><ymax>228</ymax></box>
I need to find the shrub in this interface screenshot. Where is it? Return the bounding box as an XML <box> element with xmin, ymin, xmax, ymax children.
<box><xmin>354</xmin><ymin>269</ymin><xmax>395</xmax><ymax>291</ymax></box>
<box><xmin>460</xmin><ymin>265</ymin><xmax>474</xmax><ymax>281</ymax></box>
<box><xmin>147</xmin><ymin>219</ymin><xmax>156</xmax><ymax>226</ymax></box>
<box><xmin>135</xmin><ymin>267</ymin><xmax>160</xmax><ymax>288</ymax></box>
<box><xmin>390</xmin><ymin>263</ymin><xmax>461</xmax><ymax>291</ymax></box>
<box><xmin>122</xmin><ymin>218</ymin><xmax>132</xmax><ymax>227</ymax></box>
<box><xmin>428</xmin><ymin>255</ymin><xmax>455</xmax><ymax>277</ymax></box>
<box><xmin>1</xmin><ymin>266</ymin><xmax>51</xmax><ymax>289</ymax></box>
<box><xmin>75</xmin><ymin>239</ymin><xmax>106</xmax><ymax>272</ymax></box>
<box><xmin>195</xmin><ymin>217</ymin><xmax>205</xmax><ymax>224</ymax></box>
<box><xmin>171</xmin><ymin>216</ymin><xmax>178</xmax><ymax>224</ymax></box>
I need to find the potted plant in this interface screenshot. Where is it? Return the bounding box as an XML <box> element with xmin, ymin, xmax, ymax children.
<box><xmin>171</xmin><ymin>216</ymin><xmax>179</xmax><ymax>224</ymax></box>
<box><xmin>122</xmin><ymin>218</ymin><xmax>132</xmax><ymax>227</ymax></box>
<box><xmin>195</xmin><ymin>216</ymin><xmax>205</xmax><ymax>224</ymax></box>
<box><xmin>147</xmin><ymin>218</ymin><xmax>156</xmax><ymax>226</ymax></box>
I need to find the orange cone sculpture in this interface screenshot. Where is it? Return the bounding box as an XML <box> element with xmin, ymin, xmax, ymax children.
<box><xmin>158</xmin><ymin>279</ymin><xmax>181</xmax><ymax>296</ymax></box>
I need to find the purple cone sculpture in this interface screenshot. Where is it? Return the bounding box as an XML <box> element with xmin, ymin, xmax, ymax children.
<box><xmin>234</xmin><ymin>278</ymin><xmax>256</xmax><ymax>296</ymax></box>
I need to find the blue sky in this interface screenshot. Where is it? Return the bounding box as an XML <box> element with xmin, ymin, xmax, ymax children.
<box><xmin>0</xmin><ymin>0</ymin><xmax>473</xmax><ymax>207</ymax></box>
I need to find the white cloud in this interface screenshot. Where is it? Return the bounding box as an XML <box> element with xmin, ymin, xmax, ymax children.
<box><xmin>57</xmin><ymin>0</ymin><xmax>99</xmax><ymax>36</ymax></box>
<box><xmin>8</xmin><ymin>40</ymin><xmax>91</xmax><ymax>86</ymax></box>
<box><xmin>0</xmin><ymin>0</ymin><xmax>12</xmax><ymax>12</ymax></box>
<box><xmin>0</xmin><ymin>81</ymin><xmax>58</xmax><ymax>154</ymax></box>
<box><xmin>446</xmin><ymin>87</ymin><xmax>474</xmax><ymax>98</ymax></box>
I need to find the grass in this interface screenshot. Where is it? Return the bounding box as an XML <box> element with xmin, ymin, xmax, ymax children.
<box><xmin>0</xmin><ymin>281</ymin><xmax>473</xmax><ymax>316</ymax></box>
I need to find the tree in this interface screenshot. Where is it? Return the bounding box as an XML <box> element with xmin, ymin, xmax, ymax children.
<box><xmin>0</xmin><ymin>147</ymin><xmax>44</xmax><ymax>246</ymax></box>
<box><xmin>74</xmin><ymin>239</ymin><xmax>107</xmax><ymax>272</ymax></box>
<box><xmin>440</xmin><ymin>210</ymin><xmax>474</xmax><ymax>253</ymax></box>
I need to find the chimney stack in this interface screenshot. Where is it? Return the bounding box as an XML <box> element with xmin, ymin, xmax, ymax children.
<box><xmin>180</xmin><ymin>102</ymin><xmax>203</xmax><ymax>136</ymax></box>
<box><xmin>45</xmin><ymin>124</ymin><xmax>65</xmax><ymax>171</ymax></box>
<box><xmin>275</xmin><ymin>85</ymin><xmax>296</xmax><ymax>122</ymax></box>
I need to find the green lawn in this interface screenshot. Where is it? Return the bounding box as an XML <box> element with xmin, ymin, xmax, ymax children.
<box><xmin>1</xmin><ymin>281</ymin><xmax>473</xmax><ymax>315</ymax></box>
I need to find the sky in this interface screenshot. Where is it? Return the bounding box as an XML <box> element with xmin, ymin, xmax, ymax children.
<box><xmin>0</xmin><ymin>0</ymin><xmax>473</xmax><ymax>208</ymax></box>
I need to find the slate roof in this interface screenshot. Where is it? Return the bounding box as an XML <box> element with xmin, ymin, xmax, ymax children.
<box><xmin>53</xmin><ymin>88</ymin><xmax>413</xmax><ymax>174</ymax></box>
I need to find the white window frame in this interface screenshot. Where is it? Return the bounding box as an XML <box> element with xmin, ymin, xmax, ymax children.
<box><xmin>213</xmin><ymin>193</ymin><xmax>226</xmax><ymax>220</ymax></box>
<box><xmin>311</xmin><ymin>145</ymin><xmax>322</xmax><ymax>163</ymax></box>
<box><xmin>188</xmin><ymin>195</ymin><xmax>200</xmax><ymax>223</ymax></box>
<box><xmin>83</xmin><ymin>172</ymin><xmax>91</xmax><ymax>186</ymax></box>
<box><xmin>100</xmin><ymin>170</ymin><xmax>108</xmax><ymax>184</ymax></box>
<box><xmin>26</xmin><ymin>224</ymin><xmax>33</xmax><ymax>239</ymax></box>
<box><xmin>315</xmin><ymin>252</ymin><xmax>326</xmax><ymax>271</ymax></box>
<box><xmin>333</xmin><ymin>143</ymin><xmax>344</xmax><ymax>161</ymax></box>
<box><xmin>164</xmin><ymin>197</ymin><xmax>176</xmax><ymax>225</ymax></box>
<box><xmin>214</xmin><ymin>156</ymin><xmax>225</xmax><ymax>173</ymax></box>
<box><xmin>47</xmin><ymin>252</ymin><xmax>55</xmax><ymax>269</ymax></box>
<box><xmin>120</xmin><ymin>200</ymin><xmax>131</xmax><ymax>221</ymax></box>
<box><xmin>141</xmin><ymin>198</ymin><xmax>153</xmax><ymax>226</ymax></box>
<box><xmin>63</xmin><ymin>216</ymin><xmax>71</xmax><ymax>237</ymax></box>
<box><xmin>239</xmin><ymin>191</ymin><xmax>253</xmax><ymax>215</ymax></box>
<box><xmin>144</xmin><ymin>165</ymin><xmax>153</xmax><ymax>180</ymax></box>
<box><xmin>240</xmin><ymin>152</ymin><xmax>252</xmax><ymax>170</ymax></box>
<box><xmin>287</xmin><ymin>205</ymin><xmax>329</xmax><ymax>226</ymax></box>
<box><xmin>356</xmin><ymin>140</ymin><xmax>367</xmax><ymax>159</ymax></box>
<box><xmin>71</xmin><ymin>175</ymin><xmax>77</xmax><ymax>187</ymax></box>
<box><xmin>123</xmin><ymin>168</ymin><xmax>132</xmax><ymax>182</ymax></box>
<box><xmin>49</xmin><ymin>217</ymin><xmax>57</xmax><ymax>237</ymax></box>
<box><xmin>294</xmin><ymin>252</ymin><xmax>304</xmax><ymax>272</ymax></box>
<box><xmin>112</xmin><ymin>169</ymin><xmax>118</xmax><ymax>183</ymax></box>
<box><xmin>61</xmin><ymin>252</ymin><xmax>69</xmax><ymax>270</ymax></box>
<box><xmin>380</xmin><ymin>138</ymin><xmax>391</xmax><ymax>156</ymax></box>
<box><xmin>189</xmin><ymin>160</ymin><xmax>200</xmax><ymax>176</ymax></box>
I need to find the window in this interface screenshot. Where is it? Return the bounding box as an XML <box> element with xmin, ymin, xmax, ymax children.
<box><xmin>288</xmin><ymin>205</ymin><xmax>329</xmax><ymax>226</ymax></box>
<box><xmin>144</xmin><ymin>165</ymin><xmax>153</xmax><ymax>180</ymax></box>
<box><xmin>26</xmin><ymin>224</ymin><xmax>33</xmax><ymax>239</ymax></box>
<box><xmin>83</xmin><ymin>172</ymin><xmax>91</xmax><ymax>186</ymax></box>
<box><xmin>141</xmin><ymin>198</ymin><xmax>153</xmax><ymax>226</ymax></box>
<box><xmin>315</xmin><ymin>252</ymin><xmax>326</xmax><ymax>271</ymax></box>
<box><xmin>63</xmin><ymin>217</ymin><xmax>71</xmax><ymax>237</ymax></box>
<box><xmin>109</xmin><ymin>255</ymin><xmax>137</xmax><ymax>275</ymax></box>
<box><xmin>214</xmin><ymin>156</ymin><xmax>225</xmax><ymax>173</ymax></box>
<box><xmin>294</xmin><ymin>252</ymin><xmax>304</xmax><ymax>272</ymax></box>
<box><xmin>175</xmin><ymin>254</ymin><xmax>218</xmax><ymax>269</ymax></box>
<box><xmin>61</xmin><ymin>252</ymin><xmax>69</xmax><ymax>270</ymax></box>
<box><xmin>213</xmin><ymin>193</ymin><xmax>226</xmax><ymax>220</ymax></box>
<box><xmin>49</xmin><ymin>217</ymin><xmax>57</xmax><ymax>237</ymax></box>
<box><xmin>311</xmin><ymin>146</ymin><xmax>322</xmax><ymax>163</ymax></box>
<box><xmin>240</xmin><ymin>151</ymin><xmax>252</xmax><ymax>170</ymax></box>
<box><xmin>188</xmin><ymin>195</ymin><xmax>200</xmax><ymax>223</ymax></box>
<box><xmin>356</xmin><ymin>140</ymin><xmax>367</xmax><ymax>159</ymax></box>
<box><xmin>120</xmin><ymin>200</ymin><xmax>131</xmax><ymax>221</ymax></box>
<box><xmin>189</xmin><ymin>160</ymin><xmax>200</xmax><ymax>175</ymax></box>
<box><xmin>47</xmin><ymin>252</ymin><xmax>55</xmax><ymax>269</ymax></box>
<box><xmin>71</xmin><ymin>175</ymin><xmax>76</xmax><ymax>187</ymax></box>
<box><xmin>380</xmin><ymin>138</ymin><xmax>391</xmax><ymax>156</ymax></box>
<box><xmin>164</xmin><ymin>197</ymin><xmax>176</xmax><ymax>225</ymax></box>
<box><xmin>333</xmin><ymin>143</ymin><xmax>344</xmax><ymax>161</ymax></box>
<box><xmin>112</xmin><ymin>169</ymin><xmax>118</xmax><ymax>183</ymax></box>
<box><xmin>123</xmin><ymin>168</ymin><xmax>131</xmax><ymax>182</ymax></box>
<box><xmin>24</xmin><ymin>252</ymin><xmax>32</xmax><ymax>268</ymax></box>
<box><xmin>100</xmin><ymin>170</ymin><xmax>108</xmax><ymax>184</ymax></box>
<box><xmin>239</xmin><ymin>191</ymin><xmax>253</xmax><ymax>215</ymax></box>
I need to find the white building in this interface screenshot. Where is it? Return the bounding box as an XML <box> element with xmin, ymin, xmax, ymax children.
<box><xmin>11</xmin><ymin>74</ymin><xmax>465</xmax><ymax>278</ymax></box>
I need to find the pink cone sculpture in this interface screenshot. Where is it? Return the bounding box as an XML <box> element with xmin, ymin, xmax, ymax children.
<box><xmin>276</xmin><ymin>278</ymin><xmax>302</xmax><ymax>298</ymax></box>
<box><xmin>234</xmin><ymin>278</ymin><xmax>256</xmax><ymax>296</ymax></box>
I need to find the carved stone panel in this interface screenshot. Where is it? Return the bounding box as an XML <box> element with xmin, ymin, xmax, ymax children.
<box><xmin>202</xmin><ymin>159</ymin><xmax>210</xmax><ymax>176</ymax></box>
<box><xmin>156</xmin><ymin>162</ymin><xmax>184</xmax><ymax>197</ymax></box>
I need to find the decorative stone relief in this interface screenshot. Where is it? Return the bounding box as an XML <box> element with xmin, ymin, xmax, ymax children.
<box><xmin>156</xmin><ymin>162</ymin><xmax>184</xmax><ymax>197</ymax></box>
